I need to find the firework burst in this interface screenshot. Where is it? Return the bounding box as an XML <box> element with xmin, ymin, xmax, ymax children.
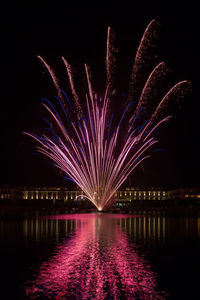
<box><xmin>25</xmin><ymin>20</ymin><xmax>190</xmax><ymax>210</ymax></box>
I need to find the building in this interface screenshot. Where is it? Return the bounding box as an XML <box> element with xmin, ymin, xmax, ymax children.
<box><xmin>0</xmin><ymin>185</ymin><xmax>167</xmax><ymax>203</ymax></box>
<box><xmin>116</xmin><ymin>187</ymin><xmax>167</xmax><ymax>201</ymax></box>
<box><xmin>14</xmin><ymin>186</ymin><xmax>84</xmax><ymax>203</ymax></box>
<box><xmin>168</xmin><ymin>188</ymin><xmax>200</xmax><ymax>201</ymax></box>
<box><xmin>0</xmin><ymin>185</ymin><xmax>13</xmax><ymax>202</ymax></box>
<box><xmin>0</xmin><ymin>185</ymin><xmax>199</xmax><ymax>208</ymax></box>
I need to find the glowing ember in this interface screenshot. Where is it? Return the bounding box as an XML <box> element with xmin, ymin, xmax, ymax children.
<box><xmin>25</xmin><ymin>20</ymin><xmax>189</xmax><ymax>210</ymax></box>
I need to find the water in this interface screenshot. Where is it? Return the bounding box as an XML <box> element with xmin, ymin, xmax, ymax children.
<box><xmin>0</xmin><ymin>212</ymin><xmax>200</xmax><ymax>299</ymax></box>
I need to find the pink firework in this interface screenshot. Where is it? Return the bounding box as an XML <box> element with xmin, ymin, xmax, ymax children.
<box><xmin>25</xmin><ymin>20</ymin><xmax>190</xmax><ymax>210</ymax></box>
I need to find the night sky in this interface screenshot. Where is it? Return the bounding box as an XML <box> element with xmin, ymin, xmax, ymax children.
<box><xmin>0</xmin><ymin>1</ymin><xmax>198</xmax><ymax>189</ymax></box>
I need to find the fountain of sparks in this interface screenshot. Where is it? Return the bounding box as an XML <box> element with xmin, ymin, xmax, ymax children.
<box><xmin>25</xmin><ymin>20</ymin><xmax>190</xmax><ymax>211</ymax></box>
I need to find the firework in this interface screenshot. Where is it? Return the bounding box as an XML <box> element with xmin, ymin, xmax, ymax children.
<box><xmin>25</xmin><ymin>20</ymin><xmax>189</xmax><ymax>210</ymax></box>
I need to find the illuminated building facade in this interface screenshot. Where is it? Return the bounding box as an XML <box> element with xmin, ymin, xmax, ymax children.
<box><xmin>115</xmin><ymin>187</ymin><xmax>167</xmax><ymax>201</ymax></box>
<box><xmin>14</xmin><ymin>186</ymin><xmax>83</xmax><ymax>203</ymax></box>
<box><xmin>168</xmin><ymin>188</ymin><xmax>200</xmax><ymax>201</ymax></box>
<box><xmin>0</xmin><ymin>186</ymin><xmax>167</xmax><ymax>202</ymax></box>
<box><xmin>0</xmin><ymin>186</ymin><xmax>11</xmax><ymax>200</ymax></box>
<box><xmin>0</xmin><ymin>185</ymin><xmax>200</xmax><ymax>207</ymax></box>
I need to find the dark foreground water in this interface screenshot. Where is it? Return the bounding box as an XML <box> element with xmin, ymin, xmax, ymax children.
<box><xmin>0</xmin><ymin>212</ymin><xmax>200</xmax><ymax>299</ymax></box>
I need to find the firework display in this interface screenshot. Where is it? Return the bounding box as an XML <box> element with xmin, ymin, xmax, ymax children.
<box><xmin>25</xmin><ymin>20</ymin><xmax>189</xmax><ymax>210</ymax></box>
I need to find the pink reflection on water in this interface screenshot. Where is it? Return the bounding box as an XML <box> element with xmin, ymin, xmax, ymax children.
<box><xmin>26</xmin><ymin>214</ymin><xmax>166</xmax><ymax>299</ymax></box>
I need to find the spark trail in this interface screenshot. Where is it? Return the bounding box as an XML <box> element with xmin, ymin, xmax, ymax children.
<box><xmin>25</xmin><ymin>20</ymin><xmax>190</xmax><ymax>210</ymax></box>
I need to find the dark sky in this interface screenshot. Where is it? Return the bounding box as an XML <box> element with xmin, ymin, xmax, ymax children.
<box><xmin>0</xmin><ymin>1</ymin><xmax>198</xmax><ymax>189</ymax></box>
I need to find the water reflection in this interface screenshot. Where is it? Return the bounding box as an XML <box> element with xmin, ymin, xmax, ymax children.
<box><xmin>25</xmin><ymin>214</ymin><xmax>167</xmax><ymax>299</ymax></box>
<box><xmin>119</xmin><ymin>215</ymin><xmax>166</xmax><ymax>245</ymax></box>
<box><xmin>1</xmin><ymin>213</ymin><xmax>200</xmax><ymax>299</ymax></box>
<box><xmin>20</xmin><ymin>214</ymin><xmax>166</xmax><ymax>245</ymax></box>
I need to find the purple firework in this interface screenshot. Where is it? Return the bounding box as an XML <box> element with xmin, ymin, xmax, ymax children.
<box><xmin>25</xmin><ymin>20</ymin><xmax>189</xmax><ymax>210</ymax></box>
